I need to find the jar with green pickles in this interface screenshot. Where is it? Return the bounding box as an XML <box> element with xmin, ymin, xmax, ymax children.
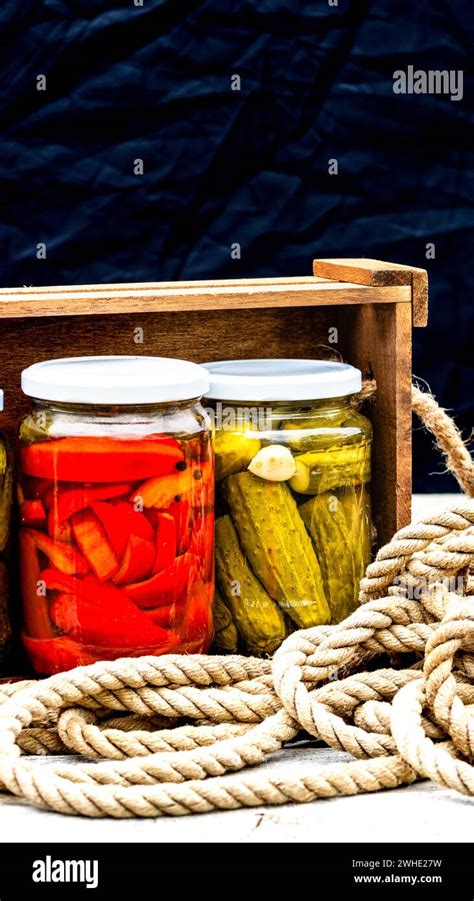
<box><xmin>0</xmin><ymin>389</ymin><xmax>12</xmax><ymax>663</ymax></box>
<box><xmin>203</xmin><ymin>360</ymin><xmax>372</xmax><ymax>656</ymax></box>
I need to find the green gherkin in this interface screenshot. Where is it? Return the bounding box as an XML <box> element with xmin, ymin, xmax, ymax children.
<box><xmin>290</xmin><ymin>441</ymin><xmax>371</xmax><ymax>495</ymax></box>
<box><xmin>338</xmin><ymin>485</ymin><xmax>372</xmax><ymax>598</ymax></box>
<box><xmin>214</xmin><ymin>430</ymin><xmax>261</xmax><ymax>481</ymax></box>
<box><xmin>300</xmin><ymin>492</ymin><xmax>357</xmax><ymax>622</ymax></box>
<box><xmin>222</xmin><ymin>472</ymin><xmax>330</xmax><ymax>628</ymax></box>
<box><xmin>212</xmin><ymin>587</ymin><xmax>239</xmax><ymax>653</ymax></box>
<box><xmin>300</xmin><ymin>484</ymin><xmax>372</xmax><ymax>620</ymax></box>
<box><xmin>215</xmin><ymin>515</ymin><xmax>286</xmax><ymax>655</ymax></box>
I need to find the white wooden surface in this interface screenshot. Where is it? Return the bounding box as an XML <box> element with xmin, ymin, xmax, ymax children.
<box><xmin>1</xmin><ymin>493</ymin><xmax>469</xmax><ymax>842</ymax></box>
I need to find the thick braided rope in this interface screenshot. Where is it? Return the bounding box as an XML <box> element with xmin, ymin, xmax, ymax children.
<box><xmin>0</xmin><ymin>389</ymin><xmax>472</xmax><ymax>816</ymax></box>
<box><xmin>0</xmin><ymin>569</ymin><xmax>472</xmax><ymax>814</ymax></box>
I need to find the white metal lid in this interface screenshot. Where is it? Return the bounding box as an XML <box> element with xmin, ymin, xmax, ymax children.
<box><xmin>203</xmin><ymin>359</ymin><xmax>361</xmax><ymax>401</ymax></box>
<box><xmin>21</xmin><ymin>356</ymin><xmax>209</xmax><ymax>405</ymax></box>
<box><xmin>0</xmin><ymin>389</ymin><xmax>3</xmax><ymax>412</ymax></box>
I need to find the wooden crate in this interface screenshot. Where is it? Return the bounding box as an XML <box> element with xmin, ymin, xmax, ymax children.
<box><xmin>0</xmin><ymin>258</ymin><xmax>428</xmax><ymax>546</ymax></box>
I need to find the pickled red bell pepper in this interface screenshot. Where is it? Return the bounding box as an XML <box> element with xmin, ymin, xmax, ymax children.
<box><xmin>43</xmin><ymin>569</ymin><xmax>171</xmax><ymax>646</ymax></box>
<box><xmin>123</xmin><ymin>552</ymin><xmax>199</xmax><ymax>607</ymax></box>
<box><xmin>167</xmin><ymin>498</ymin><xmax>192</xmax><ymax>553</ymax></box>
<box><xmin>21</xmin><ymin>634</ymin><xmax>98</xmax><ymax>673</ymax></box>
<box><xmin>182</xmin><ymin>581</ymin><xmax>214</xmax><ymax>642</ymax></box>
<box><xmin>145</xmin><ymin>601</ymin><xmax>185</xmax><ymax>629</ymax></box>
<box><xmin>22</xmin><ymin>632</ymin><xmax>182</xmax><ymax>674</ymax></box>
<box><xmin>25</xmin><ymin>528</ymin><xmax>89</xmax><ymax>575</ymax></box>
<box><xmin>71</xmin><ymin>509</ymin><xmax>119</xmax><ymax>581</ymax></box>
<box><xmin>47</xmin><ymin>482</ymin><xmax>132</xmax><ymax>532</ymax></box>
<box><xmin>20</xmin><ymin>499</ymin><xmax>47</xmax><ymax>529</ymax></box>
<box><xmin>19</xmin><ymin>532</ymin><xmax>54</xmax><ymax>638</ymax></box>
<box><xmin>91</xmin><ymin>499</ymin><xmax>154</xmax><ymax>558</ymax></box>
<box><xmin>152</xmin><ymin>513</ymin><xmax>176</xmax><ymax>574</ymax></box>
<box><xmin>49</xmin><ymin>518</ymin><xmax>73</xmax><ymax>544</ymax></box>
<box><xmin>131</xmin><ymin>462</ymin><xmax>211</xmax><ymax>509</ymax></box>
<box><xmin>113</xmin><ymin>534</ymin><xmax>155</xmax><ymax>585</ymax></box>
<box><xmin>131</xmin><ymin>469</ymin><xmax>193</xmax><ymax>509</ymax></box>
<box><xmin>21</xmin><ymin>435</ymin><xmax>184</xmax><ymax>482</ymax></box>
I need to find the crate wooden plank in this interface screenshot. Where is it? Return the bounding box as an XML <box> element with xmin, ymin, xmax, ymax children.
<box><xmin>344</xmin><ymin>301</ymin><xmax>413</xmax><ymax>544</ymax></box>
<box><xmin>0</xmin><ymin>276</ymin><xmax>332</xmax><ymax>295</ymax></box>
<box><xmin>313</xmin><ymin>258</ymin><xmax>428</xmax><ymax>327</ymax></box>
<box><xmin>0</xmin><ymin>280</ymin><xmax>411</xmax><ymax>320</ymax></box>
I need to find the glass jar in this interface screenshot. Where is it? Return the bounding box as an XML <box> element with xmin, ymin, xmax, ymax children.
<box><xmin>18</xmin><ymin>356</ymin><xmax>214</xmax><ymax>675</ymax></box>
<box><xmin>203</xmin><ymin>359</ymin><xmax>372</xmax><ymax>656</ymax></box>
<box><xmin>0</xmin><ymin>389</ymin><xmax>12</xmax><ymax>663</ymax></box>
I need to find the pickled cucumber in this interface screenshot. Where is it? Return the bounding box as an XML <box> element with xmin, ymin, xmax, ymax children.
<box><xmin>215</xmin><ymin>514</ymin><xmax>286</xmax><ymax>654</ymax></box>
<box><xmin>215</xmin><ymin>430</ymin><xmax>261</xmax><ymax>481</ymax></box>
<box><xmin>290</xmin><ymin>441</ymin><xmax>371</xmax><ymax>495</ymax></box>
<box><xmin>280</xmin><ymin>408</ymin><xmax>371</xmax><ymax>453</ymax></box>
<box><xmin>338</xmin><ymin>485</ymin><xmax>372</xmax><ymax>594</ymax></box>
<box><xmin>223</xmin><ymin>472</ymin><xmax>330</xmax><ymax>628</ymax></box>
<box><xmin>213</xmin><ymin>586</ymin><xmax>239</xmax><ymax>652</ymax></box>
<box><xmin>300</xmin><ymin>492</ymin><xmax>358</xmax><ymax>622</ymax></box>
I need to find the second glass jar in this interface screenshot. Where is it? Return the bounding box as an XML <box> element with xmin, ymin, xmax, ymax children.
<box><xmin>204</xmin><ymin>359</ymin><xmax>372</xmax><ymax>656</ymax></box>
<box><xmin>18</xmin><ymin>356</ymin><xmax>214</xmax><ymax>675</ymax></box>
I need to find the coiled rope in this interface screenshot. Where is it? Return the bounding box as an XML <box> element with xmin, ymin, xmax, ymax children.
<box><xmin>0</xmin><ymin>384</ymin><xmax>472</xmax><ymax>817</ymax></box>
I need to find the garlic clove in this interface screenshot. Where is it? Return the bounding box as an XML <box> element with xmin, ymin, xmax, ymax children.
<box><xmin>248</xmin><ymin>444</ymin><xmax>297</xmax><ymax>482</ymax></box>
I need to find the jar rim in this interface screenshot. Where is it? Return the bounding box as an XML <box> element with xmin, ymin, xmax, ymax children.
<box><xmin>202</xmin><ymin>359</ymin><xmax>361</xmax><ymax>401</ymax></box>
<box><xmin>21</xmin><ymin>356</ymin><xmax>209</xmax><ymax>405</ymax></box>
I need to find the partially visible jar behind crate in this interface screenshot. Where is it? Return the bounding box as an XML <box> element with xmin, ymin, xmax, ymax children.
<box><xmin>18</xmin><ymin>356</ymin><xmax>214</xmax><ymax>675</ymax></box>
<box><xmin>0</xmin><ymin>388</ymin><xmax>13</xmax><ymax>663</ymax></box>
<box><xmin>203</xmin><ymin>359</ymin><xmax>372</xmax><ymax>656</ymax></box>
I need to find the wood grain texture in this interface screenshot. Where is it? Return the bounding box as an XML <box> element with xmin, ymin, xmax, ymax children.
<box><xmin>313</xmin><ymin>258</ymin><xmax>428</xmax><ymax>327</ymax></box>
<box><xmin>0</xmin><ymin>280</ymin><xmax>411</xmax><ymax>320</ymax></box>
<box><xmin>0</xmin><ymin>276</ymin><xmax>332</xmax><ymax>295</ymax></box>
<box><xmin>0</xmin><ymin>306</ymin><xmax>339</xmax><ymax>431</ymax></box>
<box><xmin>343</xmin><ymin>302</ymin><xmax>413</xmax><ymax>545</ymax></box>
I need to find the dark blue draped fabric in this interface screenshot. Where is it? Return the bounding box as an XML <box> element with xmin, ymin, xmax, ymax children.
<box><xmin>0</xmin><ymin>0</ymin><xmax>472</xmax><ymax>490</ymax></box>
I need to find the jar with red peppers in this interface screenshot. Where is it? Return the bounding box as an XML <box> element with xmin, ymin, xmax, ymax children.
<box><xmin>18</xmin><ymin>356</ymin><xmax>214</xmax><ymax>675</ymax></box>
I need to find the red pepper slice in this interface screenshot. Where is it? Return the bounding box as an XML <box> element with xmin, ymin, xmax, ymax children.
<box><xmin>152</xmin><ymin>513</ymin><xmax>177</xmax><ymax>574</ymax></box>
<box><xmin>130</xmin><ymin>469</ymin><xmax>193</xmax><ymax>509</ymax></box>
<box><xmin>182</xmin><ymin>580</ymin><xmax>214</xmax><ymax>645</ymax></box>
<box><xmin>71</xmin><ymin>509</ymin><xmax>119</xmax><ymax>581</ymax></box>
<box><xmin>91</xmin><ymin>499</ymin><xmax>154</xmax><ymax>558</ymax></box>
<box><xmin>25</xmin><ymin>528</ymin><xmax>89</xmax><ymax>575</ymax></box>
<box><xmin>19</xmin><ymin>532</ymin><xmax>54</xmax><ymax>638</ymax></box>
<box><xmin>20</xmin><ymin>499</ymin><xmax>47</xmax><ymax>529</ymax></box>
<box><xmin>21</xmin><ymin>634</ymin><xmax>99</xmax><ymax>673</ymax></box>
<box><xmin>113</xmin><ymin>534</ymin><xmax>155</xmax><ymax>585</ymax></box>
<box><xmin>167</xmin><ymin>498</ymin><xmax>192</xmax><ymax>554</ymax></box>
<box><xmin>43</xmin><ymin>569</ymin><xmax>171</xmax><ymax>647</ymax></box>
<box><xmin>190</xmin><ymin>463</ymin><xmax>214</xmax><ymax>513</ymax></box>
<box><xmin>47</xmin><ymin>482</ymin><xmax>132</xmax><ymax>534</ymax></box>
<box><xmin>21</xmin><ymin>631</ymin><xmax>183</xmax><ymax>674</ymax></box>
<box><xmin>49</xmin><ymin>518</ymin><xmax>73</xmax><ymax>544</ymax></box>
<box><xmin>145</xmin><ymin>600</ymin><xmax>185</xmax><ymax>629</ymax></box>
<box><xmin>122</xmin><ymin>552</ymin><xmax>199</xmax><ymax>607</ymax></box>
<box><xmin>21</xmin><ymin>436</ymin><xmax>184</xmax><ymax>482</ymax></box>
<box><xmin>190</xmin><ymin>511</ymin><xmax>214</xmax><ymax>584</ymax></box>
